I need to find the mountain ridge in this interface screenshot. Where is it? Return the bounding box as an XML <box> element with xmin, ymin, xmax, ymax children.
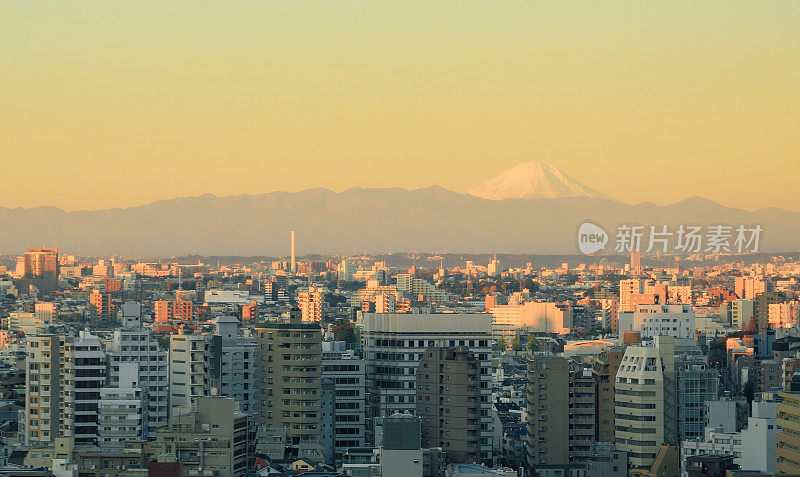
<box><xmin>1</xmin><ymin>187</ymin><xmax>798</xmax><ymax>256</ymax></box>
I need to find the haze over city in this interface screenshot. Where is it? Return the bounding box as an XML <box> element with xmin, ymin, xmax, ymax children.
<box><xmin>4</xmin><ymin>3</ymin><xmax>800</xmax><ymax>477</ymax></box>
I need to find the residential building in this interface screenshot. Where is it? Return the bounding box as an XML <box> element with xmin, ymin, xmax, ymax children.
<box><xmin>321</xmin><ymin>343</ymin><xmax>367</xmax><ymax>463</ymax></box>
<box><xmin>360</xmin><ymin>312</ymin><xmax>493</xmax><ymax>463</ymax></box>
<box><xmin>614</xmin><ymin>336</ymin><xmax>678</xmax><ymax>470</ymax></box>
<box><xmin>299</xmin><ymin>286</ymin><xmax>326</xmax><ymax>322</ymax></box>
<box><xmin>589</xmin><ymin>346</ymin><xmax>624</xmax><ymax>443</ymax></box>
<box><xmin>524</xmin><ymin>356</ymin><xmax>595</xmax><ymax>469</ymax></box>
<box><xmin>254</xmin><ymin>309</ymin><xmax>324</xmax><ymax>461</ymax></box>
<box><xmin>416</xmin><ymin>347</ymin><xmax>481</xmax><ymax>463</ymax></box>
<box><xmin>149</xmin><ymin>397</ymin><xmax>257</xmax><ymax>477</ymax></box>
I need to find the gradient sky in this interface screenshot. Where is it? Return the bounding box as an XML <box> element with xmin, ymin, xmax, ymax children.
<box><xmin>1</xmin><ymin>1</ymin><xmax>798</xmax><ymax>212</ymax></box>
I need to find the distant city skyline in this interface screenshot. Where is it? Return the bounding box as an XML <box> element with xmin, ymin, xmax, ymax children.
<box><xmin>2</xmin><ymin>1</ymin><xmax>798</xmax><ymax>212</ymax></box>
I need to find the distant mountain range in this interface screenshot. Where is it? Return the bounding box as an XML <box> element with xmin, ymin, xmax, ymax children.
<box><xmin>1</xmin><ymin>167</ymin><xmax>799</xmax><ymax>257</ymax></box>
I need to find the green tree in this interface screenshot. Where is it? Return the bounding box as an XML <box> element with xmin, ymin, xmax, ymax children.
<box><xmin>511</xmin><ymin>338</ymin><xmax>522</xmax><ymax>351</ymax></box>
<box><xmin>332</xmin><ymin>320</ymin><xmax>360</xmax><ymax>347</ymax></box>
<box><xmin>496</xmin><ymin>337</ymin><xmax>507</xmax><ymax>352</ymax></box>
<box><xmin>527</xmin><ymin>336</ymin><xmax>538</xmax><ymax>351</ymax></box>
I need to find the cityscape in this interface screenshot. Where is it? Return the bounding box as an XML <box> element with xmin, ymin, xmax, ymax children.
<box><xmin>2</xmin><ymin>2</ymin><xmax>799</xmax><ymax>477</ymax></box>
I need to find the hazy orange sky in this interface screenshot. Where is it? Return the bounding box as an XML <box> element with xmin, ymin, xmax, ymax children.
<box><xmin>1</xmin><ymin>1</ymin><xmax>798</xmax><ymax>211</ymax></box>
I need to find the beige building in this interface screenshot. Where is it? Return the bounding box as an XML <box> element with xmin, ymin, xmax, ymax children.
<box><xmin>525</xmin><ymin>355</ymin><xmax>595</xmax><ymax>469</ymax></box>
<box><xmin>254</xmin><ymin>309</ymin><xmax>324</xmax><ymax>461</ymax></box>
<box><xmin>777</xmin><ymin>390</ymin><xmax>800</xmax><ymax>474</ymax></box>
<box><xmin>149</xmin><ymin>397</ymin><xmax>256</xmax><ymax>477</ymax></box>
<box><xmin>416</xmin><ymin>347</ymin><xmax>481</xmax><ymax>463</ymax></box>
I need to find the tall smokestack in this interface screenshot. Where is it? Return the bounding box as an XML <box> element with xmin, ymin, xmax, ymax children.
<box><xmin>290</xmin><ymin>230</ymin><xmax>296</xmax><ymax>273</ymax></box>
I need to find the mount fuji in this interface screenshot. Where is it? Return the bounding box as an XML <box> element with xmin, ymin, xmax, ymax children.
<box><xmin>468</xmin><ymin>162</ymin><xmax>612</xmax><ymax>201</ymax></box>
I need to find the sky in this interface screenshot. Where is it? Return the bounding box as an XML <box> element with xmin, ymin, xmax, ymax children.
<box><xmin>1</xmin><ymin>1</ymin><xmax>798</xmax><ymax>212</ymax></box>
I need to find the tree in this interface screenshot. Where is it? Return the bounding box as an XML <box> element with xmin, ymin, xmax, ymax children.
<box><xmin>496</xmin><ymin>337</ymin><xmax>507</xmax><ymax>352</ymax></box>
<box><xmin>332</xmin><ymin>320</ymin><xmax>360</xmax><ymax>347</ymax></box>
<box><xmin>511</xmin><ymin>338</ymin><xmax>522</xmax><ymax>351</ymax></box>
<box><xmin>527</xmin><ymin>336</ymin><xmax>538</xmax><ymax>351</ymax></box>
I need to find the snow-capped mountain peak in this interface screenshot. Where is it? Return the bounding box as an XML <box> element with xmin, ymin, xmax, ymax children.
<box><xmin>468</xmin><ymin>162</ymin><xmax>610</xmax><ymax>200</ymax></box>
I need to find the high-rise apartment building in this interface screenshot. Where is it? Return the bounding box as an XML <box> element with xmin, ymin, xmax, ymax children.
<box><xmin>589</xmin><ymin>346</ymin><xmax>624</xmax><ymax>443</ymax></box>
<box><xmin>298</xmin><ymin>285</ymin><xmax>326</xmax><ymax>322</ymax></box>
<box><xmin>169</xmin><ymin>317</ymin><xmax>256</xmax><ymax>415</ymax></box>
<box><xmin>525</xmin><ymin>356</ymin><xmax>596</xmax><ymax>469</ymax></box>
<box><xmin>26</xmin><ymin>331</ymin><xmax>109</xmax><ymax>446</ymax></box>
<box><xmin>321</xmin><ymin>342</ymin><xmax>367</xmax><ymax>463</ymax></box>
<box><xmin>106</xmin><ymin>323</ymin><xmax>169</xmax><ymax>436</ymax></box>
<box><xmin>416</xmin><ymin>347</ymin><xmax>481</xmax><ymax>463</ymax></box>
<box><xmin>89</xmin><ymin>289</ymin><xmax>115</xmax><ymax>321</ymax></box>
<box><xmin>254</xmin><ymin>310</ymin><xmax>324</xmax><ymax>461</ymax></box>
<box><xmin>731</xmin><ymin>299</ymin><xmax>754</xmax><ymax>330</ymax></box>
<box><xmin>360</xmin><ymin>312</ymin><xmax>493</xmax><ymax>463</ymax></box>
<box><xmin>98</xmin><ymin>362</ymin><xmax>146</xmax><ymax>447</ymax></box>
<box><xmin>676</xmin><ymin>353</ymin><xmax>719</xmax><ymax>441</ymax></box>
<box><xmin>614</xmin><ymin>336</ymin><xmax>678</xmax><ymax>470</ymax></box>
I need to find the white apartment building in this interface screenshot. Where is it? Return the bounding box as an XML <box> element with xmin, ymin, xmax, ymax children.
<box><xmin>360</xmin><ymin>312</ymin><xmax>494</xmax><ymax>462</ymax></box>
<box><xmin>615</xmin><ymin>336</ymin><xmax>677</xmax><ymax>470</ymax></box>
<box><xmin>99</xmin><ymin>362</ymin><xmax>146</xmax><ymax>447</ymax></box>
<box><xmin>106</xmin><ymin>324</ymin><xmax>168</xmax><ymax>436</ymax></box>
<box><xmin>618</xmin><ymin>304</ymin><xmax>695</xmax><ymax>342</ymax></box>
<box><xmin>169</xmin><ymin>317</ymin><xmax>256</xmax><ymax>415</ymax></box>
<box><xmin>321</xmin><ymin>342</ymin><xmax>367</xmax><ymax>463</ymax></box>
<box><xmin>395</xmin><ymin>274</ymin><xmax>450</xmax><ymax>304</ymax></box>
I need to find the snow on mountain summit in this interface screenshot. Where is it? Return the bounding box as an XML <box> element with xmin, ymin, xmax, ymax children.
<box><xmin>468</xmin><ymin>162</ymin><xmax>610</xmax><ymax>200</ymax></box>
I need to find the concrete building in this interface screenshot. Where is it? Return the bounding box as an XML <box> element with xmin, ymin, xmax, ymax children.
<box><xmin>730</xmin><ymin>299</ymin><xmax>754</xmax><ymax>330</ymax></box>
<box><xmin>676</xmin><ymin>353</ymin><xmax>719</xmax><ymax>441</ymax></box>
<box><xmin>416</xmin><ymin>347</ymin><xmax>481</xmax><ymax>463</ymax></box>
<box><xmin>298</xmin><ymin>285</ymin><xmax>326</xmax><ymax>322</ymax></box>
<box><xmin>618</xmin><ymin>303</ymin><xmax>695</xmax><ymax>343</ymax></box>
<box><xmin>254</xmin><ymin>310</ymin><xmax>324</xmax><ymax>461</ymax></box>
<box><xmin>106</xmin><ymin>323</ymin><xmax>168</xmax><ymax>437</ymax></box>
<box><xmin>321</xmin><ymin>343</ymin><xmax>367</xmax><ymax>463</ymax></box>
<box><xmin>149</xmin><ymin>397</ymin><xmax>257</xmax><ymax>477</ymax></box>
<box><xmin>98</xmin><ymin>362</ymin><xmax>146</xmax><ymax>447</ymax></box>
<box><xmin>777</xmin><ymin>391</ymin><xmax>800</xmax><ymax>473</ymax></box>
<box><xmin>525</xmin><ymin>356</ymin><xmax>595</xmax><ymax>469</ymax></box>
<box><xmin>26</xmin><ymin>331</ymin><xmax>108</xmax><ymax>446</ymax></box>
<box><xmin>614</xmin><ymin>336</ymin><xmax>678</xmax><ymax>470</ymax></box>
<box><xmin>488</xmin><ymin>302</ymin><xmax>572</xmax><ymax>338</ymax></box>
<box><xmin>395</xmin><ymin>274</ymin><xmax>450</xmax><ymax>304</ymax></box>
<box><xmin>360</xmin><ymin>312</ymin><xmax>493</xmax><ymax>463</ymax></box>
<box><xmin>588</xmin><ymin>347</ymin><xmax>625</xmax><ymax>443</ymax></box>
<box><xmin>169</xmin><ymin>317</ymin><xmax>256</xmax><ymax>415</ymax></box>
<box><xmin>681</xmin><ymin>401</ymin><xmax>776</xmax><ymax>475</ymax></box>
